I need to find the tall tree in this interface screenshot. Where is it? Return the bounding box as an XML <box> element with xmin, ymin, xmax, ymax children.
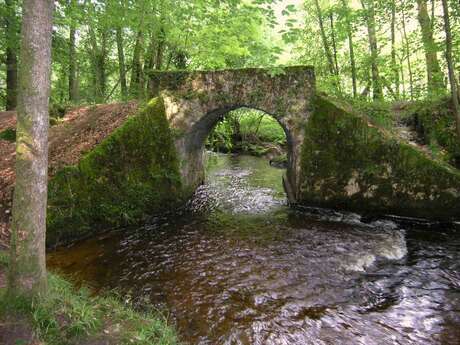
<box><xmin>416</xmin><ymin>0</ymin><xmax>444</xmax><ymax>94</ymax></box>
<box><xmin>68</xmin><ymin>0</ymin><xmax>79</xmax><ymax>102</ymax></box>
<box><xmin>441</xmin><ymin>0</ymin><xmax>460</xmax><ymax>137</ymax></box>
<box><xmin>129</xmin><ymin>29</ymin><xmax>145</xmax><ymax>98</ymax></box>
<box><xmin>116</xmin><ymin>27</ymin><xmax>128</xmax><ymax>101</ymax></box>
<box><xmin>5</xmin><ymin>0</ymin><xmax>18</xmax><ymax>110</ymax></box>
<box><xmin>88</xmin><ymin>25</ymin><xmax>107</xmax><ymax>103</ymax></box>
<box><xmin>401</xmin><ymin>0</ymin><xmax>414</xmax><ymax>100</ymax></box>
<box><xmin>361</xmin><ymin>0</ymin><xmax>382</xmax><ymax>100</ymax></box>
<box><xmin>341</xmin><ymin>0</ymin><xmax>357</xmax><ymax>98</ymax></box>
<box><xmin>313</xmin><ymin>0</ymin><xmax>336</xmax><ymax>77</ymax></box>
<box><xmin>7</xmin><ymin>0</ymin><xmax>54</xmax><ymax>298</ymax></box>
<box><xmin>390</xmin><ymin>0</ymin><xmax>400</xmax><ymax>99</ymax></box>
<box><xmin>329</xmin><ymin>12</ymin><xmax>339</xmax><ymax>78</ymax></box>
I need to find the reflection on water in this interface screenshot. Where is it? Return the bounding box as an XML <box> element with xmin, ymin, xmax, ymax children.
<box><xmin>48</xmin><ymin>152</ymin><xmax>460</xmax><ymax>345</ymax></box>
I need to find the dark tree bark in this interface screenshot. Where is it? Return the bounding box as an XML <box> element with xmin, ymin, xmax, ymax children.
<box><xmin>116</xmin><ymin>27</ymin><xmax>128</xmax><ymax>101</ymax></box>
<box><xmin>416</xmin><ymin>0</ymin><xmax>444</xmax><ymax>94</ymax></box>
<box><xmin>362</xmin><ymin>0</ymin><xmax>382</xmax><ymax>100</ymax></box>
<box><xmin>5</xmin><ymin>0</ymin><xmax>18</xmax><ymax>110</ymax></box>
<box><xmin>7</xmin><ymin>0</ymin><xmax>54</xmax><ymax>299</ymax></box>
<box><xmin>441</xmin><ymin>0</ymin><xmax>460</xmax><ymax>137</ymax></box>
<box><xmin>155</xmin><ymin>28</ymin><xmax>166</xmax><ymax>70</ymax></box>
<box><xmin>341</xmin><ymin>0</ymin><xmax>357</xmax><ymax>98</ymax></box>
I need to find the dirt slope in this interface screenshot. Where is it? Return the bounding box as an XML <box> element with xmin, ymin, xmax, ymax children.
<box><xmin>0</xmin><ymin>102</ymin><xmax>139</xmax><ymax>249</ymax></box>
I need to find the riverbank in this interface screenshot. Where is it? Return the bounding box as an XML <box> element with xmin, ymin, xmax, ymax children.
<box><xmin>0</xmin><ymin>251</ymin><xmax>179</xmax><ymax>345</ymax></box>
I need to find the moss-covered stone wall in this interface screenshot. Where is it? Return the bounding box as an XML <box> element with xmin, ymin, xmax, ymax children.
<box><xmin>299</xmin><ymin>95</ymin><xmax>460</xmax><ymax>220</ymax></box>
<box><xmin>47</xmin><ymin>98</ymin><xmax>183</xmax><ymax>246</ymax></box>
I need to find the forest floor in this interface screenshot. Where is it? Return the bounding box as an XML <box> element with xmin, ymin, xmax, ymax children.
<box><xmin>0</xmin><ymin>102</ymin><xmax>139</xmax><ymax>249</ymax></box>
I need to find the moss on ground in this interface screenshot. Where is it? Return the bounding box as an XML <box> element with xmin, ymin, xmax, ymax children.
<box><xmin>0</xmin><ymin>251</ymin><xmax>179</xmax><ymax>345</ymax></box>
<box><xmin>0</xmin><ymin>128</ymin><xmax>16</xmax><ymax>142</ymax></box>
<box><xmin>399</xmin><ymin>97</ymin><xmax>460</xmax><ymax>168</ymax></box>
<box><xmin>299</xmin><ymin>95</ymin><xmax>460</xmax><ymax>220</ymax></box>
<box><xmin>47</xmin><ymin>98</ymin><xmax>183</xmax><ymax>246</ymax></box>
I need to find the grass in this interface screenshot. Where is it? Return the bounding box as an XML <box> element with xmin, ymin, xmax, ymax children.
<box><xmin>0</xmin><ymin>251</ymin><xmax>179</xmax><ymax>345</ymax></box>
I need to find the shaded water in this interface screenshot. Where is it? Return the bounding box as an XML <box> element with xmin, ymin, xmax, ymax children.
<box><xmin>48</xmin><ymin>153</ymin><xmax>460</xmax><ymax>345</ymax></box>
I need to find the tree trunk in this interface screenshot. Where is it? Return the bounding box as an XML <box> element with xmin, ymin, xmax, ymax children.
<box><xmin>7</xmin><ymin>0</ymin><xmax>53</xmax><ymax>299</ymax></box>
<box><xmin>401</xmin><ymin>2</ymin><xmax>414</xmax><ymax>100</ymax></box>
<box><xmin>116</xmin><ymin>27</ymin><xmax>128</xmax><ymax>101</ymax></box>
<box><xmin>68</xmin><ymin>20</ymin><xmax>78</xmax><ymax>102</ymax></box>
<box><xmin>341</xmin><ymin>0</ymin><xmax>357</xmax><ymax>98</ymax></box>
<box><xmin>391</xmin><ymin>0</ymin><xmax>400</xmax><ymax>99</ymax></box>
<box><xmin>5</xmin><ymin>0</ymin><xmax>18</xmax><ymax>110</ymax></box>
<box><xmin>362</xmin><ymin>0</ymin><xmax>382</xmax><ymax>100</ymax></box>
<box><xmin>329</xmin><ymin>13</ymin><xmax>339</xmax><ymax>78</ymax></box>
<box><xmin>416</xmin><ymin>0</ymin><xmax>444</xmax><ymax>94</ymax></box>
<box><xmin>155</xmin><ymin>28</ymin><xmax>166</xmax><ymax>70</ymax></box>
<box><xmin>313</xmin><ymin>0</ymin><xmax>336</xmax><ymax>77</ymax></box>
<box><xmin>441</xmin><ymin>0</ymin><xmax>460</xmax><ymax>137</ymax></box>
<box><xmin>129</xmin><ymin>29</ymin><xmax>144</xmax><ymax>98</ymax></box>
<box><xmin>88</xmin><ymin>26</ymin><xmax>106</xmax><ymax>103</ymax></box>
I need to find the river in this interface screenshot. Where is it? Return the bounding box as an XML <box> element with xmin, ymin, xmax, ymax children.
<box><xmin>48</xmin><ymin>152</ymin><xmax>460</xmax><ymax>345</ymax></box>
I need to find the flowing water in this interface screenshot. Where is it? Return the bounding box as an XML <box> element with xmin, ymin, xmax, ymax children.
<box><xmin>48</xmin><ymin>153</ymin><xmax>460</xmax><ymax>345</ymax></box>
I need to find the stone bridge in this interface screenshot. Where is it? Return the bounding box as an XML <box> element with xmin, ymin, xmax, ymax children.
<box><xmin>33</xmin><ymin>66</ymin><xmax>460</xmax><ymax>246</ymax></box>
<box><xmin>148</xmin><ymin>66</ymin><xmax>316</xmax><ymax>201</ymax></box>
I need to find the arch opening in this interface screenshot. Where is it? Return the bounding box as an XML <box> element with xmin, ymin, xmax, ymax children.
<box><xmin>180</xmin><ymin>106</ymin><xmax>296</xmax><ymax>202</ymax></box>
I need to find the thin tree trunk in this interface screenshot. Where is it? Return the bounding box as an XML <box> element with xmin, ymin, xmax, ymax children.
<box><xmin>7</xmin><ymin>0</ymin><xmax>54</xmax><ymax>299</ymax></box>
<box><xmin>130</xmin><ymin>29</ymin><xmax>144</xmax><ymax>98</ymax></box>
<box><xmin>68</xmin><ymin>14</ymin><xmax>78</xmax><ymax>102</ymax></box>
<box><xmin>401</xmin><ymin>2</ymin><xmax>414</xmax><ymax>100</ymax></box>
<box><xmin>391</xmin><ymin>0</ymin><xmax>400</xmax><ymax>99</ymax></box>
<box><xmin>400</xmin><ymin>58</ymin><xmax>406</xmax><ymax>98</ymax></box>
<box><xmin>416</xmin><ymin>0</ymin><xmax>444</xmax><ymax>94</ymax></box>
<box><xmin>116</xmin><ymin>27</ymin><xmax>128</xmax><ymax>101</ymax></box>
<box><xmin>5</xmin><ymin>0</ymin><xmax>18</xmax><ymax>110</ymax></box>
<box><xmin>441</xmin><ymin>0</ymin><xmax>460</xmax><ymax>137</ymax></box>
<box><xmin>313</xmin><ymin>0</ymin><xmax>336</xmax><ymax>77</ymax></box>
<box><xmin>341</xmin><ymin>0</ymin><xmax>357</xmax><ymax>98</ymax></box>
<box><xmin>362</xmin><ymin>0</ymin><xmax>382</xmax><ymax>100</ymax></box>
<box><xmin>329</xmin><ymin>13</ymin><xmax>339</xmax><ymax>78</ymax></box>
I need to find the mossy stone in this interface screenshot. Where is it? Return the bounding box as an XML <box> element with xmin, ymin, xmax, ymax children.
<box><xmin>47</xmin><ymin>98</ymin><xmax>183</xmax><ymax>246</ymax></box>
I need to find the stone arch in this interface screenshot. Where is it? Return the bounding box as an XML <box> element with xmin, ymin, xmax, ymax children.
<box><xmin>149</xmin><ymin>66</ymin><xmax>316</xmax><ymax>201</ymax></box>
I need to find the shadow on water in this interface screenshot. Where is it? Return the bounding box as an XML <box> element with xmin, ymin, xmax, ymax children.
<box><xmin>48</xmin><ymin>152</ymin><xmax>460</xmax><ymax>345</ymax></box>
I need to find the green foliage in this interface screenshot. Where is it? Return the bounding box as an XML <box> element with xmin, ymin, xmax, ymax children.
<box><xmin>206</xmin><ymin>108</ymin><xmax>286</xmax><ymax>156</ymax></box>
<box><xmin>0</xmin><ymin>128</ymin><xmax>16</xmax><ymax>142</ymax></box>
<box><xmin>47</xmin><ymin>98</ymin><xmax>183</xmax><ymax>246</ymax></box>
<box><xmin>348</xmin><ymin>98</ymin><xmax>394</xmax><ymax>130</ymax></box>
<box><xmin>0</xmin><ymin>253</ymin><xmax>179</xmax><ymax>345</ymax></box>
